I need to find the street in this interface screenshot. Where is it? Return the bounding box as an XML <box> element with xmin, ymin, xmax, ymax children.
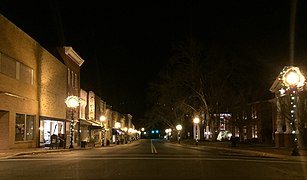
<box><xmin>0</xmin><ymin>139</ymin><xmax>306</xmax><ymax>180</ymax></box>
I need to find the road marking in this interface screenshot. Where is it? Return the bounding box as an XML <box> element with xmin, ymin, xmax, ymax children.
<box><xmin>151</xmin><ymin>140</ymin><xmax>158</xmax><ymax>154</ymax></box>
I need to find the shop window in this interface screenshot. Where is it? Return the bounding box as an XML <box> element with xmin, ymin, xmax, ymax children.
<box><xmin>26</xmin><ymin>115</ymin><xmax>34</xmax><ymax>140</ymax></box>
<box><xmin>15</xmin><ymin>113</ymin><xmax>35</xmax><ymax>141</ymax></box>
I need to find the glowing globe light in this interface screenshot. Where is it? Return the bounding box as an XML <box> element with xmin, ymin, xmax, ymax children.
<box><xmin>176</xmin><ymin>124</ymin><xmax>182</xmax><ymax>131</ymax></box>
<box><xmin>282</xmin><ymin>67</ymin><xmax>305</xmax><ymax>88</ymax></box>
<box><xmin>286</xmin><ymin>71</ymin><xmax>300</xmax><ymax>86</ymax></box>
<box><xmin>115</xmin><ymin>122</ymin><xmax>121</xmax><ymax>129</ymax></box>
<box><xmin>65</xmin><ymin>96</ymin><xmax>79</xmax><ymax>108</ymax></box>
<box><xmin>100</xmin><ymin>115</ymin><xmax>106</xmax><ymax>122</ymax></box>
<box><xmin>193</xmin><ymin>117</ymin><xmax>200</xmax><ymax>124</ymax></box>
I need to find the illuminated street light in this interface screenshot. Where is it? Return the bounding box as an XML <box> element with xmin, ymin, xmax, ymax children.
<box><xmin>176</xmin><ymin>124</ymin><xmax>182</xmax><ymax>131</ymax></box>
<box><xmin>193</xmin><ymin>117</ymin><xmax>200</xmax><ymax>124</ymax></box>
<box><xmin>165</xmin><ymin>128</ymin><xmax>172</xmax><ymax>140</ymax></box>
<box><xmin>281</xmin><ymin>67</ymin><xmax>305</xmax><ymax>88</ymax></box>
<box><xmin>140</xmin><ymin>128</ymin><xmax>145</xmax><ymax>139</ymax></box>
<box><xmin>176</xmin><ymin>124</ymin><xmax>182</xmax><ymax>144</ymax></box>
<box><xmin>280</xmin><ymin>66</ymin><xmax>306</xmax><ymax>156</ymax></box>
<box><xmin>115</xmin><ymin>122</ymin><xmax>121</xmax><ymax>129</ymax></box>
<box><xmin>65</xmin><ymin>96</ymin><xmax>80</xmax><ymax>149</ymax></box>
<box><xmin>193</xmin><ymin>117</ymin><xmax>200</xmax><ymax>145</ymax></box>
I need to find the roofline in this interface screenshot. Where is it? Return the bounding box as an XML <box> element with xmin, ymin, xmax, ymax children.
<box><xmin>64</xmin><ymin>46</ymin><xmax>84</xmax><ymax>66</ymax></box>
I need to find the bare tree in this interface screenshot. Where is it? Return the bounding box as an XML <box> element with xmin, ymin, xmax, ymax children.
<box><xmin>145</xmin><ymin>37</ymin><xmax>235</xmax><ymax>140</ymax></box>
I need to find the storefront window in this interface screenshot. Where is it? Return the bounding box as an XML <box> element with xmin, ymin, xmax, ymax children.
<box><xmin>15</xmin><ymin>114</ymin><xmax>35</xmax><ymax>141</ymax></box>
<box><xmin>15</xmin><ymin>114</ymin><xmax>25</xmax><ymax>141</ymax></box>
<box><xmin>26</xmin><ymin>115</ymin><xmax>34</xmax><ymax>140</ymax></box>
<box><xmin>41</xmin><ymin>120</ymin><xmax>64</xmax><ymax>145</ymax></box>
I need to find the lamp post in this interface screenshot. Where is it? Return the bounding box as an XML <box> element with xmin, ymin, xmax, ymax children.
<box><xmin>100</xmin><ymin>115</ymin><xmax>106</xmax><ymax>146</ymax></box>
<box><xmin>123</xmin><ymin>127</ymin><xmax>128</xmax><ymax>144</ymax></box>
<box><xmin>176</xmin><ymin>124</ymin><xmax>182</xmax><ymax>144</ymax></box>
<box><xmin>65</xmin><ymin>96</ymin><xmax>80</xmax><ymax>149</ymax></box>
<box><xmin>141</xmin><ymin>128</ymin><xmax>145</xmax><ymax>139</ymax></box>
<box><xmin>193</xmin><ymin>117</ymin><xmax>200</xmax><ymax>145</ymax></box>
<box><xmin>165</xmin><ymin>128</ymin><xmax>172</xmax><ymax>140</ymax></box>
<box><xmin>280</xmin><ymin>66</ymin><xmax>305</xmax><ymax>156</ymax></box>
<box><xmin>165</xmin><ymin>129</ymin><xmax>169</xmax><ymax>140</ymax></box>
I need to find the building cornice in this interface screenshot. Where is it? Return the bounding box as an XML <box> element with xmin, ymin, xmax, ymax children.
<box><xmin>64</xmin><ymin>46</ymin><xmax>84</xmax><ymax>66</ymax></box>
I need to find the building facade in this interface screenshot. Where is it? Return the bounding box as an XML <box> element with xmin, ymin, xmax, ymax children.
<box><xmin>0</xmin><ymin>14</ymin><xmax>138</xmax><ymax>150</ymax></box>
<box><xmin>227</xmin><ymin>101</ymin><xmax>273</xmax><ymax>144</ymax></box>
<box><xmin>0</xmin><ymin>14</ymin><xmax>67</xmax><ymax>149</ymax></box>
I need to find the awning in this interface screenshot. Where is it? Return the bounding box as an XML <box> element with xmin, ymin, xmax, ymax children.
<box><xmin>88</xmin><ymin>120</ymin><xmax>102</xmax><ymax>129</ymax></box>
<box><xmin>79</xmin><ymin>119</ymin><xmax>92</xmax><ymax>126</ymax></box>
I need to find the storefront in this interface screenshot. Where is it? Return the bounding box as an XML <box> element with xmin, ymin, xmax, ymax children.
<box><xmin>88</xmin><ymin>120</ymin><xmax>102</xmax><ymax>144</ymax></box>
<box><xmin>39</xmin><ymin>117</ymin><xmax>66</xmax><ymax>147</ymax></box>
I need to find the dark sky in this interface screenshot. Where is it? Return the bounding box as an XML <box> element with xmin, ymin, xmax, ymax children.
<box><xmin>1</xmin><ymin>0</ymin><xmax>307</xmax><ymax>123</ymax></box>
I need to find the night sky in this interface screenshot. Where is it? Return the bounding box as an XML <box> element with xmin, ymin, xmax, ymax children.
<box><xmin>1</xmin><ymin>0</ymin><xmax>307</xmax><ymax>123</ymax></box>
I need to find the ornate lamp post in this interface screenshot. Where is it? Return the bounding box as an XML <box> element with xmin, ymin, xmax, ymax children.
<box><xmin>279</xmin><ymin>66</ymin><xmax>305</xmax><ymax>156</ymax></box>
<box><xmin>100</xmin><ymin>115</ymin><xmax>106</xmax><ymax>146</ymax></box>
<box><xmin>176</xmin><ymin>124</ymin><xmax>182</xmax><ymax>144</ymax></box>
<box><xmin>65</xmin><ymin>96</ymin><xmax>80</xmax><ymax>149</ymax></box>
<box><xmin>193</xmin><ymin>117</ymin><xmax>200</xmax><ymax>145</ymax></box>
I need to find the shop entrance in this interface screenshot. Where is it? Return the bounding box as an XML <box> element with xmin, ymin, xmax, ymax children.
<box><xmin>39</xmin><ymin>120</ymin><xmax>65</xmax><ymax>147</ymax></box>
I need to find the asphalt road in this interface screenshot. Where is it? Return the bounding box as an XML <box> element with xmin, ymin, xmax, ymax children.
<box><xmin>0</xmin><ymin>139</ymin><xmax>306</xmax><ymax>180</ymax></box>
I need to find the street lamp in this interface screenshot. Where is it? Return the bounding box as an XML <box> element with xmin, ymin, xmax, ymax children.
<box><xmin>176</xmin><ymin>124</ymin><xmax>182</xmax><ymax>144</ymax></box>
<box><xmin>141</xmin><ymin>128</ymin><xmax>145</xmax><ymax>139</ymax></box>
<box><xmin>165</xmin><ymin>128</ymin><xmax>172</xmax><ymax>140</ymax></box>
<box><xmin>100</xmin><ymin>115</ymin><xmax>106</xmax><ymax>146</ymax></box>
<box><xmin>193</xmin><ymin>117</ymin><xmax>200</xmax><ymax>145</ymax></box>
<box><xmin>123</xmin><ymin>127</ymin><xmax>128</xmax><ymax>144</ymax></box>
<box><xmin>280</xmin><ymin>66</ymin><xmax>305</xmax><ymax>156</ymax></box>
<box><xmin>65</xmin><ymin>95</ymin><xmax>80</xmax><ymax>149</ymax></box>
<box><xmin>165</xmin><ymin>129</ymin><xmax>169</xmax><ymax>140</ymax></box>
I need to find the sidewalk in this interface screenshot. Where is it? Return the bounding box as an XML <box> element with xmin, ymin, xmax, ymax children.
<box><xmin>0</xmin><ymin>143</ymin><xmax>116</xmax><ymax>160</ymax></box>
<box><xmin>178</xmin><ymin>139</ymin><xmax>307</xmax><ymax>162</ymax></box>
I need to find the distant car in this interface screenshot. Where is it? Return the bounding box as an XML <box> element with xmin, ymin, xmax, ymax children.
<box><xmin>217</xmin><ymin>130</ymin><xmax>232</xmax><ymax>141</ymax></box>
